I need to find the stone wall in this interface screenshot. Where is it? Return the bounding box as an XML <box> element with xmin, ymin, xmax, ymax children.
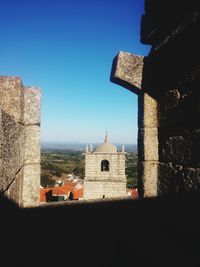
<box><xmin>0</xmin><ymin>76</ymin><xmax>41</xmax><ymax>207</ymax></box>
<box><xmin>141</xmin><ymin>0</ymin><xmax>200</xmax><ymax>197</ymax></box>
<box><xmin>84</xmin><ymin>181</ymin><xmax>126</xmax><ymax>199</ymax></box>
<box><xmin>85</xmin><ymin>153</ymin><xmax>126</xmax><ymax>181</ymax></box>
<box><xmin>111</xmin><ymin>0</ymin><xmax>200</xmax><ymax>198</ymax></box>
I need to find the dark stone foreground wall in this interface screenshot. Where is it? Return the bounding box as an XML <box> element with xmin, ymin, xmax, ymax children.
<box><xmin>1</xmin><ymin>193</ymin><xmax>200</xmax><ymax>266</ymax></box>
<box><xmin>140</xmin><ymin>0</ymin><xmax>200</xmax><ymax>196</ymax></box>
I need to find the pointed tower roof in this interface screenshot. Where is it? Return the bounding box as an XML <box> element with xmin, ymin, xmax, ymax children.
<box><xmin>95</xmin><ymin>133</ymin><xmax>117</xmax><ymax>153</ymax></box>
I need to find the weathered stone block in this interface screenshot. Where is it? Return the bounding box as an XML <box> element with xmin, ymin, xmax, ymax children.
<box><xmin>157</xmin><ymin>163</ymin><xmax>179</xmax><ymax>195</ymax></box>
<box><xmin>0</xmin><ymin>77</ymin><xmax>24</xmax><ymax>123</ymax></box>
<box><xmin>0</xmin><ymin>109</ymin><xmax>3</xmax><ymax>164</ymax></box>
<box><xmin>6</xmin><ymin>170</ymin><xmax>23</xmax><ymax>204</ymax></box>
<box><xmin>158</xmin><ymin>89</ymin><xmax>181</xmax><ymax>126</ymax></box>
<box><xmin>191</xmin><ymin>129</ymin><xmax>200</xmax><ymax>166</ymax></box>
<box><xmin>0</xmin><ymin>111</ymin><xmax>24</xmax><ymax>191</ymax></box>
<box><xmin>158</xmin><ymin>88</ymin><xmax>200</xmax><ymax>127</ymax></box>
<box><xmin>21</xmin><ymin>164</ymin><xmax>40</xmax><ymax>207</ymax></box>
<box><xmin>159</xmin><ymin>128</ymin><xmax>200</xmax><ymax>166</ymax></box>
<box><xmin>159</xmin><ymin>134</ymin><xmax>192</xmax><ymax>166</ymax></box>
<box><xmin>138</xmin><ymin>161</ymin><xmax>158</xmax><ymax>197</ymax></box>
<box><xmin>182</xmin><ymin>167</ymin><xmax>200</xmax><ymax>191</ymax></box>
<box><xmin>110</xmin><ymin>51</ymin><xmax>144</xmax><ymax>94</ymax></box>
<box><xmin>138</xmin><ymin>127</ymin><xmax>158</xmax><ymax>161</ymax></box>
<box><xmin>138</xmin><ymin>92</ymin><xmax>158</xmax><ymax>128</ymax></box>
<box><xmin>0</xmin><ymin>76</ymin><xmax>41</xmax><ymax>207</ymax></box>
<box><xmin>24</xmin><ymin>125</ymin><xmax>40</xmax><ymax>164</ymax></box>
<box><xmin>24</xmin><ymin>87</ymin><xmax>41</xmax><ymax>125</ymax></box>
<box><xmin>84</xmin><ymin>181</ymin><xmax>126</xmax><ymax>200</ymax></box>
<box><xmin>157</xmin><ymin>163</ymin><xmax>200</xmax><ymax>195</ymax></box>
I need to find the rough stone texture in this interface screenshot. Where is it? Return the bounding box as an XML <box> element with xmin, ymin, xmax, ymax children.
<box><xmin>138</xmin><ymin>127</ymin><xmax>158</xmax><ymax>161</ymax></box>
<box><xmin>0</xmin><ymin>76</ymin><xmax>40</xmax><ymax>207</ymax></box>
<box><xmin>24</xmin><ymin>87</ymin><xmax>41</xmax><ymax>125</ymax></box>
<box><xmin>84</xmin><ymin>152</ymin><xmax>127</xmax><ymax>199</ymax></box>
<box><xmin>111</xmin><ymin>0</ymin><xmax>200</xmax><ymax>198</ymax></box>
<box><xmin>0</xmin><ymin>77</ymin><xmax>24</xmax><ymax>123</ymax></box>
<box><xmin>6</xmin><ymin>170</ymin><xmax>23</xmax><ymax>204</ymax></box>
<box><xmin>157</xmin><ymin>163</ymin><xmax>180</xmax><ymax>195</ymax></box>
<box><xmin>85</xmin><ymin>153</ymin><xmax>126</xmax><ymax>180</ymax></box>
<box><xmin>141</xmin><ymin>2</ymin><xmax>200</xmax><ymax>97</ymax></box>
<box><xmin>21</xmin><ymin>164</ymin><xmax>40</xmax><ymax>207</ymax></box>
<box><xmin>142</xmin><ymin>0</ymin><xmax>200</xmax><ymax>196</ymax></box>
<box><xmin>0</xmin><ymin>111</ymin><xmax>24</xmax><ymax>191</ymax></box>
<box><xmin>110</xmin><ymin>51</ymin><xmax>144</xmax><ymax>94</ymax></box>
<box><xmin>182</xmin><ymin>168</ymin><xmax>200</xmax><ymax>191</ymax></box>
<box><xmin>158</xmin><ymin>88</ymin><xmax>200</xmax><ymax>128</ymax></box>
<box><xmin>24</xmin><ymin>125</ymin><xmax>40</xmax><ymax>165</ymax></box>
<box><xmin>84</xmin><ymin>181</ymin><xmax>127</xmax><ymax>200</ymax></box>
<box><xmin>138</xmin><ymin>161</ymin><xmax>158</xmax><ymax>197</ymax></box>
<box><xmin>159</xmin><ymin>128</ymin><xmax>200</xmax><ymax>167</ymax></box>
<box><xmin>138</xmin><ymin>92</ymin><xmax>158</xmax><ymax>128</ymax></box>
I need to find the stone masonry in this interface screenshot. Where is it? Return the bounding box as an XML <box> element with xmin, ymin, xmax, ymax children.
<box><xmin>111</xmin><ymin>0</ymin><xmax>200</xmax><ymax>198</ymax></box>
<box><xmin>0</xmin><ymin>76</ymin><xmax>41</xmax><ymax>207</ymax></box>
<box><xmin>84</xmin><ymin>136</ymin><xmax>127</xmax><ymax>199</ymax></box>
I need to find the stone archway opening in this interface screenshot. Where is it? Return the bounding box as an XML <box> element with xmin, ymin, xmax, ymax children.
<box><xmin>101</xmin><ymin>159</ymin><xmax>109</xmax><ymax>172</ymax></box>
<box><xmin>2</xmin><ymin>1</ymin><xmax>200</xmax><ymax>208</ymax></box>
<box><xmin>0</xmin><ymin>75</ymin><xmax>139</xmax><ymax>206</ymax></box>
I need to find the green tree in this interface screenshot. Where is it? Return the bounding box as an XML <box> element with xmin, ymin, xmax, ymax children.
<box><xmin>41</xmin><ymin>173</ymin><xmax>55</xmax><ymax>188</ymax></box>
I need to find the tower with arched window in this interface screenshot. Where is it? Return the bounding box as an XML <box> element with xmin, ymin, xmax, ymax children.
<box><xmin>84</xmin><ymin>133</ymin><xmax>127</xmax><ymax>199</ymax></box>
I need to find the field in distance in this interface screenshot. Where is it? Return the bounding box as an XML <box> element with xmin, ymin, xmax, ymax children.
<box><xmin>41</xmin><ymin>143</ymin><xmax>138</xmax><ymax>189</ymax></box>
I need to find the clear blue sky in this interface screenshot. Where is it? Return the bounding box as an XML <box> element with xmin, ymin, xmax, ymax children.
<box><xmin>0</xmin><ymin>0</ymin><xmax>150</xmax><ymax>144</ymax></box>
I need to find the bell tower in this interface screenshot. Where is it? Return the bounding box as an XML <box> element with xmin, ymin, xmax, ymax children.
<box><xmin>84</xmin><ymin>134</ymin><xmax>127</xmax><ymax>199</ymax></box>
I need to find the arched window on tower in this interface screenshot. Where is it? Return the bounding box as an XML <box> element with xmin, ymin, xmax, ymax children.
<box><xmin>101</xmin><ymin>160</ymin><xmax>109</xmax><ymax>172</ymax></box>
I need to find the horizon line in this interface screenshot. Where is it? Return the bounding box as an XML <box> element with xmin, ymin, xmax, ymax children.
<box><xmin>41</xmin><ymin>140</ymin><xmax>137</xmax><ymax>145</ymax></box>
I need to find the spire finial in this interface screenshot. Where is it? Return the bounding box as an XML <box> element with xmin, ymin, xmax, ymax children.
<box><xmin>90</xmin><ymin>144</ymin><xmax>93</xmax><ymax>152</ymax></box>
<box><xmin>122</xmin><ymin>144</ymin><xmax>125</xmax><ymax>152</ymax></box>
<box><xmin>104</xmin><ymin>131</ymin><xmax>109</xmax><ymax>143</ymax></box>
<box><xmin>86</xmin><ymin>144</ymin><xmax>89</xmax><ymax>153</ymax></box>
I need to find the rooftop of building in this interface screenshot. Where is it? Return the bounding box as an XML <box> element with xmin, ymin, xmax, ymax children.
<box><xmin>94</xmin><ymin>133</ymin><xmax>119</xmax><ymax>153</ymax></box>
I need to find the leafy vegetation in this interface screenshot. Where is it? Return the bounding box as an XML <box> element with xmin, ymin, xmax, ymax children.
<box><xmin>41</xmin><ymin>150</ymin><xmax>138</xmax><ymax>188</ymax></box>
<box><xmin>126</xmin><ymin>153</ymin><xmax>138</xmax><ymax>188</ymax></box>
<box><xmin>41</xmin><ymin>150</ymin><xmax>85</xmax><ymax>188</ymax></box>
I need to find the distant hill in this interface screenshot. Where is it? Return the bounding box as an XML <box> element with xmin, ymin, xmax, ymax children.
<box><xmin>41</xmin><ymin>141</ymin><xmax>137</xmax><ymax>153</ymax></box>
<box><xmin>41</xmin><ymin>141</ymin><xmax>86</xmax><ymax>151</ymax></box>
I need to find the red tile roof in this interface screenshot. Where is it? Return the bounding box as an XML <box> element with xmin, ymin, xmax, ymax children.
<box><xmin>40</xmin><ymin>188</ymin><xmax>50</xmax><ymax>203</ymax></box>
<box><xmin>73</xmin><ymin>188</ymin><xmax>83</xmax><ymax>200</ymax></box>
<box><xmin>130</xmin><ymin>188</ymin><xmax>138</xmax><ymax>198</ymax></box>
<box><xmin>40</xmin><ymin>182</ymin><xmax>83</xmax><ymax>203</ymax></box>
